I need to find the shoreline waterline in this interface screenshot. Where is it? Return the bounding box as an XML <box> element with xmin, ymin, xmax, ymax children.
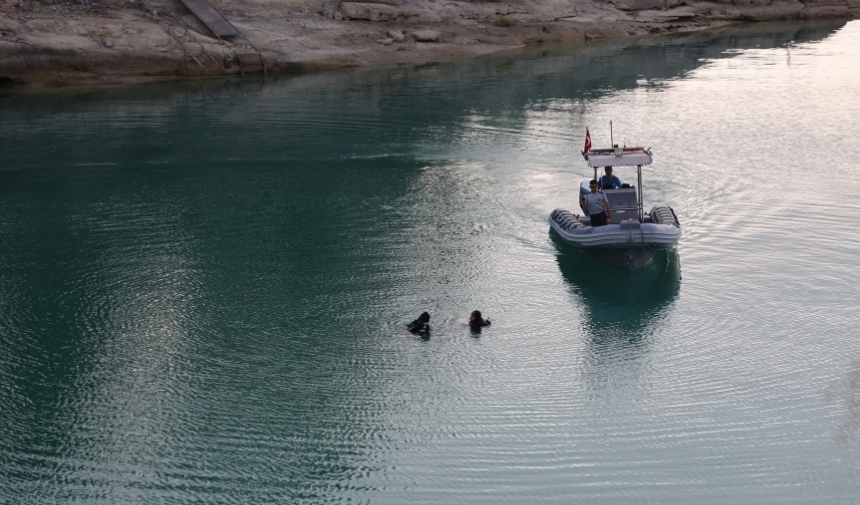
<box><xmin>0</xmin><ymin>0</ymin><xmax>857</xmax><ymax>88</ymax></box>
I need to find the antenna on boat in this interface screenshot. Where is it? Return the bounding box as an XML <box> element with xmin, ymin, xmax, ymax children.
<box><xmin>610</xmin><ymin>120</ymin><xmax>614</xmax><ymax>148</ymax></box>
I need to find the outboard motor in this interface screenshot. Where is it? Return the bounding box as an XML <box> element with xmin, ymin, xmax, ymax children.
<box><xmin>649</xmin><ymin>205</ymin><xmax>680</xmax><ymax>227</ymax></box>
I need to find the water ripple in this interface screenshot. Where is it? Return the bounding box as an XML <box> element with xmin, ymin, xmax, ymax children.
<box><xmin>2</xmin><ymin>19</ymin><xmax>860</xmax><ymax>505</ymax></box>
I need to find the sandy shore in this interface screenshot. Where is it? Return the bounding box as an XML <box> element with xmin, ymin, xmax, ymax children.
<box><xmin>0</xmin><ymin>0</ymin><xmax>857</xmax><ymax>86</ymax></box>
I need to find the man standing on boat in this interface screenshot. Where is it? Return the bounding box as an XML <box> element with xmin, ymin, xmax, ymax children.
<box><xmin>581</xmin><ymin>180</ymin><xmax>612</xmax><ymax>226</ymax></box>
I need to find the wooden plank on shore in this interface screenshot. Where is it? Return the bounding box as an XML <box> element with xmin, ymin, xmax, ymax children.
<box><xmin>178</xmin><ymin>0</ymin><xmax>240</xmax><ymax>38</ymax></box>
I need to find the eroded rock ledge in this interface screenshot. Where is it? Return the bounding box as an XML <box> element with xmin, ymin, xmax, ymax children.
<box><xmin>0</xmin><ymin>0</ymin><xmax>857</xmax><ymax>86</ymax></box>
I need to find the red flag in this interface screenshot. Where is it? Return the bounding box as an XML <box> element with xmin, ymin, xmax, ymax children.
<box><xmin>584</xmin><ymin>128</ymin><xmax>592</xmax><ymax>153</ymax></box>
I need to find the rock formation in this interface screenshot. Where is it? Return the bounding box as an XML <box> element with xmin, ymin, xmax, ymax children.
<box><xmin>0</xmin><ymin>0</ymin><xmax>856</xmax><ymax>86</ymax></box>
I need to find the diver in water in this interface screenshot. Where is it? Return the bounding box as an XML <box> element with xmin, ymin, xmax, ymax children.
<box><xmin>469</xmin><ymin>310</ymin><xmax>491</xmax><ymax>330</ymax></box>
<box><xmin>407</xmin><ymin>312</ymin><xmax>431</xmax><ymax>334</ymax></box>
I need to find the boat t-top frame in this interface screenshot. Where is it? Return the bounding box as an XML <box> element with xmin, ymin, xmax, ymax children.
<box><xmin>583</xmin><ymin>147</ymin><xmax>652</xmax><ymax>223</ymax></box>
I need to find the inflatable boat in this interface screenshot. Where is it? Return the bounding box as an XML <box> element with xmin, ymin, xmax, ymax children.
<box><xmin>550</xmin><ymin>146</ymin><xmax>681</xmax><ymax>270</ymax></box>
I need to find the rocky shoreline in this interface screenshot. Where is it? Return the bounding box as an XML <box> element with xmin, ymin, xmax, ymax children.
<box><xmin>0</xmin><ymin>0</ymin><xmax>857</xmax><ymax>87</ymax></box>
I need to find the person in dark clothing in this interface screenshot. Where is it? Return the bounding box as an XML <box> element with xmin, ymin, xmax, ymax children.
<box><xmin>469</xmin><ymin>310</ymin><xmax>491</xmax><ymax>330</ymax></box>
<box><xmin>407</xmin><ymin>312</ymin><xmax>431</xmax><ymax>333</ymax></box>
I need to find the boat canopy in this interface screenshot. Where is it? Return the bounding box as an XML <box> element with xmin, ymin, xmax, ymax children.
<box><xmin>584</xmin><ymin>148</ymin><xmax>652</xmax><ymax>168</ymax></box>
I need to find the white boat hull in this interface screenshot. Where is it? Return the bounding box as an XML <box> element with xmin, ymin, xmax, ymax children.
<box><xmin>549</xmin><ymin>206</ymin><xmax>681</xmax><ymax>269</ymax></box>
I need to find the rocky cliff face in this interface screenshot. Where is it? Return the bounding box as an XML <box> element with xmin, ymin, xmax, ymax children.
<box><xmin>0</xmin><ymin>0</ymin><xmax>857</xmax><ymax>86</ymax></box>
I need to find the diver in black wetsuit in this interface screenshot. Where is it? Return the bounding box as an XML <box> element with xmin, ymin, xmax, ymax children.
<box><xmin>469</xmin><ymin>310</ymin><xmax>491</xmax><ymax>330</ymax></box>
<box><xmin>407</xmin><ymin>312</ymin><xmax>431</xmax><ymax>334</ymax></box>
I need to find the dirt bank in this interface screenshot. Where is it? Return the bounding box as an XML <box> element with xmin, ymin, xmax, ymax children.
<box><xmin>0</xmin><ymin>0</ymin><xmax>857</xmax><ymax>86</ymax></box>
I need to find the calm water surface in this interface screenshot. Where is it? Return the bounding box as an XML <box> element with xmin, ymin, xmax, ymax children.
<box><xmin>2</xmin><ymin>20</ymin><xmax>860</xmax><ymax>504</ymax></box>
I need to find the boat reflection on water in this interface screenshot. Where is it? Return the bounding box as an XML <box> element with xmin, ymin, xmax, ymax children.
<box><xmin>554</xmin><ymin>234</ymin><xmax>681</xmax><ymax>337</ymax></box>
<box><xmin>554</xmin><ymin>230</ymin><xmax>679</xmax><ymax>351</ymax></box>
<box><xmin>553</xmin><ymin>235</ymin><xmax>681</xmax><ymax>389</ymax></box>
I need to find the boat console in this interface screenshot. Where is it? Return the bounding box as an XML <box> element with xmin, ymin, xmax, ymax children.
<box><xmin>603</xmin><ymin>187</ymin><xmax>640</xmax><ymax>222</ymax></box>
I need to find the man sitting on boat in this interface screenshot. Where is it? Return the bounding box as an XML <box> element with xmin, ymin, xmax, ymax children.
<box><xmin>598</xmin><ymin>166</ymin><xmax>622</xmax><ymax>190</ymax></box>
<box><xmin>580</xmin><ymin>180</ymin><xmax>612</xmax><ymax>226</ymax></box>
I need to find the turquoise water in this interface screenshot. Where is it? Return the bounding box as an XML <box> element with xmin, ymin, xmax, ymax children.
<box><xmin>2</xmin><ymin>20</ymin><xmax>860</xmax><ymax>504</ymax></box>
